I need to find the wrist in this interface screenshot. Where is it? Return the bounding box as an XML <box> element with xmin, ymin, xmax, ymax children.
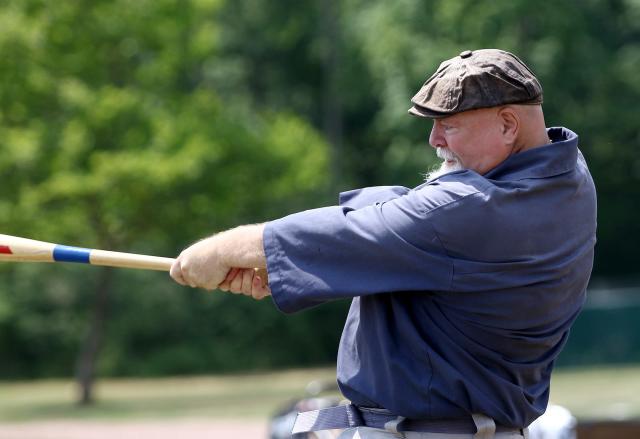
<box><xmin>208</xmin><ymin>224</ymin><xmax>264</xmax><ymax>269</ymax></box>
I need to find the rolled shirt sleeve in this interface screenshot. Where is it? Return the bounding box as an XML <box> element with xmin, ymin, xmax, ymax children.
<box><xmin>264</xmin><ymin>187</ymin><xmax>453</xmax><ymax>313</ymax></box>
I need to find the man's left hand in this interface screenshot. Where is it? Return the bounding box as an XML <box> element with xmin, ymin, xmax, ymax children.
<box><xmin>170</xmin><ymin>236</ymin><xmax>229</xmax><ymax>290</ymax></box>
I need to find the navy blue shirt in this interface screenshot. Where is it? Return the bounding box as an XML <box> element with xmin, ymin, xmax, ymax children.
<box><xmin>263</xmin><ymin>127</ymin><xmax>596</xmax><ymax>428</ymax></box>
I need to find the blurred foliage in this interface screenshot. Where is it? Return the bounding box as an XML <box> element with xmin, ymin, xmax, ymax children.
<box><xmin>0</xmin><ymin>0</ymin><xmax>639</xmax><ymax>378</ymax></box>
<box><xmin>0</xmin><ymin>0</ymin><xmax>337</xmax><ymax>379</ymax></box>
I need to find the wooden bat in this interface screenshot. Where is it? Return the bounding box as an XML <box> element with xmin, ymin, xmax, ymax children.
<box><xmin>0</xmin><ymin>234</ymin><xmax>174</xmax><ymax>271</ymax></box>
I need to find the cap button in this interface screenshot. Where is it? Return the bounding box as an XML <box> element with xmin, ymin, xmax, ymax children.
<box><xmin>459</xmin><ymin>50</ymin><xmax>473</xmax><ymax>59</ymax></box>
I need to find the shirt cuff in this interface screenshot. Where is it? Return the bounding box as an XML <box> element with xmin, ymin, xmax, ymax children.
<box><xmin>263</xmin><ymin>219</ymin><xmax>295</xmax><ymax>314</ymax></box>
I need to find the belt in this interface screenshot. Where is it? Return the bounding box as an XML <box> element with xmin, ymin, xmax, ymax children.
<box><xmin>292</xmin><ymin>404</ymin><xmax>528</xmax><ymax>438</ymax></box>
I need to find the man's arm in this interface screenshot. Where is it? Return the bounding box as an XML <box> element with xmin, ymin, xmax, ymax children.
<box><xmin>169</xmin><ymin>223</ymin><xmax>270</xmax><ymax>298</ymax></box>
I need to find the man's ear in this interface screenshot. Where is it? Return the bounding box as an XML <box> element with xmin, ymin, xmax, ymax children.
<box><xmin>498</xmin><ymin>106</ymin><xmax>519</xmax><ymax>145</ymax></box>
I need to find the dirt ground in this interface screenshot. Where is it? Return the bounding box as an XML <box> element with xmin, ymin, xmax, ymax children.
<box><xmin>0</xmin><ymin>419</ymin><xmax>268</xmax><ymax>439</ymax></box>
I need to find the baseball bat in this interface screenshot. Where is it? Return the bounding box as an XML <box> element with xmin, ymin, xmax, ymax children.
<box><xmin>0</xmin><ymin>234</ymin><xmax>174</xmax><ymax>271</ymax></box>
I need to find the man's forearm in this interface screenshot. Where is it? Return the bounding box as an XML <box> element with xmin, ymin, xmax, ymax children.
<box><xmin>210</xmin><ymin>223</ymin><xmax>267</xmax><ymax>269</ymax></box>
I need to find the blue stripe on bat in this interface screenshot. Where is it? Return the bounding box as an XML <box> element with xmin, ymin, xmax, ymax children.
<box><xmin>53</xmin><ymin>245</ymin><xmax>91</xmax><ymax>263</ymax></box>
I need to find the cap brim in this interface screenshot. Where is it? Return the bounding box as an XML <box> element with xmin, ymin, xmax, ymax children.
<box><xmin>408</xmin><ymin>104</ymin><xmax>450</xmax><ymax>119</ymax></box>
<box><xmin>408</xmin><ymin>97</ymin><xmax>544</xmax><ymax>119</ymax></box>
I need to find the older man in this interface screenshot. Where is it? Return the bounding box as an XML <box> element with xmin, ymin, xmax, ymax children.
<box><xmin>170</xmin><ymin>49</ymin><xmax>597</xmax><ymax>438</ymax></box>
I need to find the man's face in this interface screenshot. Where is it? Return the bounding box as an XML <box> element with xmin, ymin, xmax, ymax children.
<box><xmin>428</xmin><ymin>108</ymin><xmax>511</xmax><ymax>176</ymax></box>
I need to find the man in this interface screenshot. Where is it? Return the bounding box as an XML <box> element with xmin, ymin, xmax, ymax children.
<box><xmin>170</xmin><ymin>49</ymin><xmax>597</xmax><ymax>438</ymax></box>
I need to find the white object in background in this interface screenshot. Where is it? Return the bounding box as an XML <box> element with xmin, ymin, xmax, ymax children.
<box><xmin>528</xmin><ymin>404</ymin><xmax>577</xmax><ymax>439</ymax></box>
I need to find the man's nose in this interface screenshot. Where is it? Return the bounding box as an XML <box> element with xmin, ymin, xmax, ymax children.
<box><xmin>429</xmin><ymin>125</ymin><xmax>445</xmax><ymax>148</ymax></box>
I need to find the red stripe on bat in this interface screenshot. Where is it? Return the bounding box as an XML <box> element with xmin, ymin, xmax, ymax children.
<box><xmin>0</xmin><ymin>245</ymin><xmax>12</xmax><ymax>254</ymax></box>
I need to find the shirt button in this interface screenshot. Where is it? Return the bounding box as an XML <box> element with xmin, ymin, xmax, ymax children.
<box><xmin>459</xmin><ymin>50</ymin><xmax>473</xmax><ymax>59</ymax></box>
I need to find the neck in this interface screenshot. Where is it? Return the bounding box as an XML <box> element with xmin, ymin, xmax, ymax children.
<box><xmin>513</xmin><ymin>105</ymin><xmax>549</xmax><ymax>153</ymax></box>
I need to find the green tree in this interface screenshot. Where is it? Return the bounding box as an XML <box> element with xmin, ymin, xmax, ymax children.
<box><xmin>0</xmin><ymin>0</ymin><xmax>330</xmax><ymax>403</ymax></box>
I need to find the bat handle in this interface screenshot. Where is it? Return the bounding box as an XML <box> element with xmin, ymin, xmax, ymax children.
<box><xmin>89</xmin><ymin>250</ymin><xmax>175</xmax><ymax>271</ymax></box>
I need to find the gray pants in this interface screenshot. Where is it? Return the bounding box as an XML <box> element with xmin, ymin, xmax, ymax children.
<box><xmin>334</xmin><ymin>413</ymin><xmax>528</xmax><ymax>439</ymax></box>
<box><xmin>336</xmin><ymin>426</ymin><xmax>528</xmax><ymax>439</ymax></box>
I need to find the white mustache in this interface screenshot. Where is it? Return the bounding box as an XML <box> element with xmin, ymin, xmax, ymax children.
<box><xmin>436</xmin><ymin>148</ymin><xmax>459</xmax><ymax>162</ymax></box>
<box><xmin>425</xmin><ymin>148</ymin><xmax>464</xmax><ymax>181</ymax></box>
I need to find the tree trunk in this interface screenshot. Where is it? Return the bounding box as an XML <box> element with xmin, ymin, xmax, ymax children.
<box><xmin>75</xmin><ymin>266</ymin><xmax>113</xmax><ymax>405</ymax></box>
<box><xmin>320</xmin><ymin>0</ymin><xmax>344</xmax><ymax>190</ymax></box>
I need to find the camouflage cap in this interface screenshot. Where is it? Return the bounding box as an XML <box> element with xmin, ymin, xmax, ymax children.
<box><xmin>408</xmin><ymin>49</ymin><xmax>543</xmax><ymax>118</ymax></box>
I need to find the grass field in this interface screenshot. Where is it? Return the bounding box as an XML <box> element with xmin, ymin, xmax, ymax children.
<box><xmin>0</xmin><ymin>365</ymin><xmax>639</xmax><ymax>423</ymax></box>
<box><xmin>549</xmin><ymin>365</ymin><xmax>640</xmax><ymax>420</ymax></box>
<box><xmin>0</xmin><ymin>367</ymin><xmax>337</xmax><ymax>422</ymax></box>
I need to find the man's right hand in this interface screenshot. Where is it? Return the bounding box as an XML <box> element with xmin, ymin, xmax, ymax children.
<box><xmin>219</xmin><ymin>267</ymin><xmax>271</xmax><ymax>300</ymax></box>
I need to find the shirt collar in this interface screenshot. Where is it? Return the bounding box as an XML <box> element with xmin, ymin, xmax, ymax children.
<box><xmin>483</xmin><ymin>127</ymin><xmax>579</xmax><ymax>181</ymax></box>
